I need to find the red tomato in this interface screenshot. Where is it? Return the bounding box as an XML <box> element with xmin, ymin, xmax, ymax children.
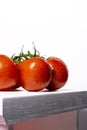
<box><xmin>18</xmin><ymin>57</ymin><xmax>52</xmax><ymax>91</ymax></box>
<box><xmin>0</xmin><ymin>55</ymin><xmax>19</xmax><ymax>90</ymax></box>
<box><xmin>47</xmin><ymin>57</ymin><xmax>68</xmax><ymax>91</ymax></box>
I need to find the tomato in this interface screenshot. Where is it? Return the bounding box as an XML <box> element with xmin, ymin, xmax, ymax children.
<box><xmin>18</xmin><ymin>57</ymin><xmax>52</xmax><ymax>91</ymax></box>
<box><xmin>11</xmin><ymin>63</ymin><xmax>21</xmax><ymax>90</ymax></box>
<box><xmin>46</xmin><ymin>57</ymin><xmax>68</xmax><ymax>91</ymax></box>
<box><xmin>0</xmin><ymin>55</ymin><xmax>19</xmax><ymax>90</ymax></box>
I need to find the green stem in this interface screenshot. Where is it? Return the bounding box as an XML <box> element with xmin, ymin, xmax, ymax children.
<box><xmin>11</xmin><ymin>44</ymin><xmax>40</xmax><ymax>63</ymax></box>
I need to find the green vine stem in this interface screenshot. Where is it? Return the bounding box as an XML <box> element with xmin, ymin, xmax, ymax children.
<box><xmin>11</xmin><ymin>43</ymin><xmax>40</xmax><ymax>63</ymax></box>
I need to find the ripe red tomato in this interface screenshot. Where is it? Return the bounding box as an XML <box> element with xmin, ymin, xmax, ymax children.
<box><xmin>0</xmin><ymin>55</ymin><xmax>19</xmax><ymax>90</ymax></box>
<box><xmin>46</xmin><ymin>57</ymin><xmax>68</xmax><ymax>91</ymax></box>
<box><xmin>18</xmin><ymin>57</ymin><xmax>52</xmax><ymax>91</ymax></box>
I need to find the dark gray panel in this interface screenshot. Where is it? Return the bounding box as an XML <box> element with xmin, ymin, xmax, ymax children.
<box><xmin>77</xmin><ymin>108</ymin><xmax>87</xmax><ymax>130</ymax></box>
<box><xmin>3</xmin><ymin>91</ymin><xmax>87</xmax><ymax>126</ymax></box>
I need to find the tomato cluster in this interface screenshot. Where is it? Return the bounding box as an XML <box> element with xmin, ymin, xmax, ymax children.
<box><xmin>0</xmin><ymin>46</ymin><xmax>68</xmax><ymax>91</ymax></box>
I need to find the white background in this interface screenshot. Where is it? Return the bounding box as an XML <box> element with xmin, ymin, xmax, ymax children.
<box><xmin>0</xmin><ymin>0</ymin><xmax>87</xmax><ymax>90</ymax></box>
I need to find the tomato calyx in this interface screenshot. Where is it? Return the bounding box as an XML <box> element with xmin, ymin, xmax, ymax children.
<box><xmin>11</xmin><ymin>43</ymin><xmax>40</xmax><ymax>63</ymax></box>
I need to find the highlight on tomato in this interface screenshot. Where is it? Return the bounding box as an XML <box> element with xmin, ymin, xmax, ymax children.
<box><xmin>17</xmin><ymin>57</ymin><xmax>52</xmax><ymax>91</ymax></box>
<box><xmin>0</xmin><ymin>55</ymin><xmax>19</xmax><ymax>90</ymax></box>
<box><xmin>46</xmin><ymin>57</ymin><xmax>68</xmax><ymax>91</ymax></box>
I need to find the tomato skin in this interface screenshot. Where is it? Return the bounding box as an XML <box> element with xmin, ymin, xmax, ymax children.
<box><xmin>47</xmin><ymin>57</ymin><xmax>68</xmax><ymax>91</ymax></box>
<box><xmin>0</xmin><ymin>55</ymin><xmax>19</xmax><ymax>90</ymax></box>
<box><xmin>18</xmin><ymin>57</ymin><xmax>52</xmax><ymax>91</ymax></box>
